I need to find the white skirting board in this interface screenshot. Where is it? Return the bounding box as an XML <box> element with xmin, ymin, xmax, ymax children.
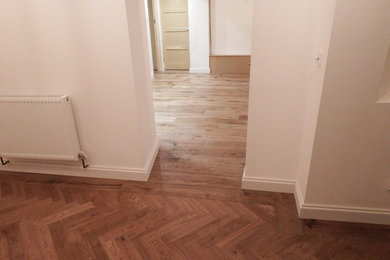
<box><xmin>0</xmin><ymin>138</ymin><xmax>160</xmax><ymax>181</ymax></box>
<box><xmin>189</xmin><ymin>67</ymin><xmax>211</xmax><ymax>74</ymax></box>
<box><xmin>242</xmin><ymin>168</ymin><xmax>390</xmax><ymax>225</ymax></box>
<box><xmin>241</xmin><ymin>168</ymin><xmax>296</xmax><ymax>193</ymax></box>
<box><xmin>294</xmin><ymin>184</ymin><xmax>390</xmax><ymax>226</ymax></box>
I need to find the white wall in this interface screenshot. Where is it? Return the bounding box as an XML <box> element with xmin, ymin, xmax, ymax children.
<box><xmin>244</xmin><ymin>0</ymin><xmax>327</xmax><ymax>192</ymax></box>
<box><xmin>188</xmin><ymin>0</ymin><xmax>210</xmax><ymax>73</ymax></box>
<box><xmin>302</xmin><ymin>0</ymin><xmax>390</xmax><ymax>221</ymax></box>
<box><xmin>210</xmin><ymin>0</ymin><xmax>253</xmax><ymax>55</ymax></box>
<box><xmin>378</xmin><ymin>43</ymin><xmax>390</xmax><ymax>100</ymax></box>
<box><xmin>244</xmin><ymin>0</ymin><xmax>390</xmax><ymax>224</ymax></box>
<box><xmin>296</xmin><ymin>0</ymin><xmax>337</xmax><ymax>199</ymax></box>
<box><xmin>0</xmin><ymin>0</ymin><xmax>158</xmax><ymax>180</ymax></box>
<box><xmin>125</xmin><ymin>0</ymin><xmax>158</xmax><ymax>163</ymax></box>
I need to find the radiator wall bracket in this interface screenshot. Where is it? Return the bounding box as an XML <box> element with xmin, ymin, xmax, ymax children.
<box><xmin>78</xmin><ymin>152</ymin><xmax>89</xmax><ymax>169</ymax></box>
<box><xmin>0</xmin><ymin>157</ymin><xmax>9</xmax><ymax>165</ymax></box>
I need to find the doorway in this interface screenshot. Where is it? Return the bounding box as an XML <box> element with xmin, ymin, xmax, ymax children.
<box><xmin>146</xmin><ymin>0</ymin><xmax>252</xmax><ymax>75</ymax></box>
<box><xmin>146</xmin><ymin>0</ymin><xmax>191</xmax><ymax>71</ymax></box>
<box><xmin>144</xmin><ymin>0</ymin><xmax>253</xmax><ymax>191</ymax></box>
<box><xmin>145</xmin><ymin>0</ymin><xmax>211</xmax><ymax>73</ymax></box>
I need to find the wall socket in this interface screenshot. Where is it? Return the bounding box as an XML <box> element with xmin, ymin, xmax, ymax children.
<box><xmin>387</xmin><ymin>179</ymin><xmax>390</xmax><ymax>191</ymax></box>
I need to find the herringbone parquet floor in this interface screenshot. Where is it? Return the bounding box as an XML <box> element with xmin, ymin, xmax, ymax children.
<box><xmin>0</xmin><ymin>73</ymin><xmax>389</xmax><ymax>259</ymax></box>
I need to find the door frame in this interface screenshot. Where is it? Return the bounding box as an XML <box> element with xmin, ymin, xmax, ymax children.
<box><xmin>151</xmin><ymin>0</ymin><xmax>165</xmax><ymax>71</ymax></box>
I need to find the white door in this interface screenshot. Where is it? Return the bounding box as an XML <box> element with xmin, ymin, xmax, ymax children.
<box><xmin>160</xmin><ymin>0</ymin><xmax>190</xmax><ymax>70</ymax></box>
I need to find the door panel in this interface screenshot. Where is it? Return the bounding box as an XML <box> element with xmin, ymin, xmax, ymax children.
<box><xmin>160</xmin><ymin>0</ymin><xmax>190</xmax><ymax>70</ymax></box>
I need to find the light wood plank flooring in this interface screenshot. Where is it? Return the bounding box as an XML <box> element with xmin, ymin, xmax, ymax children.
<box><xmin>0</xmin><ymin>72</ymin><xmax>389</xmax><ymax>259</ymax></box>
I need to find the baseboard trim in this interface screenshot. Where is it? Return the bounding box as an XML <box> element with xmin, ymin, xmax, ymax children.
<box><xmin>189</xmin><ymin>67</ymin><xmax>210</xmax><ymax>74</ymax></box>
<box><xmin>294</xmin><ymin>183</ymin><xmax>390</xmax><ymax>225</ymax></box>
<box><xmin>241</xmin><ymin>169</ymin><xmax>295</xmax><ymax>193</ymax></box>
<box><xmin>210</xmin><ymin>55</ymin><xmax>251</xmax><ymax>75</ymax></box>
<box><xmin>1</xmin><ymin>138</ymin><xmax>160</xmax><ymax>182</ymax></box>
<box><xmin>299</xmin><ymin>203</ymin><xmax>390</xmax><ymax>225</ymax></box>
<box><xmin>242</xmin><ymin>167</ymin><xmax>390</xmax><ymax>225</ymax></box>
<box><xmin>294</xmin><ymin>182</ymin><xmax>305</xmax><ymax>212</ymax></box>
<box><xmin>143</xmin><ymin>137</ymin><xmax>160</xmax><ymax>180</ymax></box>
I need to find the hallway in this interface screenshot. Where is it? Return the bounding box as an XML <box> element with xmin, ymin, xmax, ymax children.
<box><xmin>0</xmin><ymin>73</ymin><xmax>389</xmax><ymax>259</ymax></box>
<box><xmin>150</xmin><ymin>72</ymin><xmax>249</xmax><ymax>192</ymax></box>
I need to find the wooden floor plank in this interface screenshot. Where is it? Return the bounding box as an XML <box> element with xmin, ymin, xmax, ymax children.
<box><xmin>0</xmin><ymin>72</ymin><xmax>389</xmax><ymax>259</ymax></box>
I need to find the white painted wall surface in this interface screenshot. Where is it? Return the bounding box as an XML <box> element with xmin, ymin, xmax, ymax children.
<box><xmin>244</xmin><ymin>0</ymin><xmax>390</xmax><ymax>224</ymax></box>
<box><xmin>210</xmin><ymin>0</ymin><xmax>253</xmax><ymax>55</ymax></box>
<box><xmin>244</xmin><ymin>0</ymin><xmax>325</xmax><ymax>189</ymax></box>
<box><xmin>296</xmin><ymin>0</ymin><xmax>337</xmax><ymax>199</ymax></box>
<box><xmin>0</xmin><ymin>0</ymin><xmax>158</xmax><ymax>180</ymax></box>
<box><xmin>378</xmin><ymin>43</ymin><xmax>390</xmax><ymax>100</ymax></box>
<box><xmin>305</xmin><ymin>0</ymin><xmax>390</xmax><ymax>210</ymax></box>
<box><xmin>188</xmin><ymin>0</ymin><xmax>210</xmax><ymax>73</ymax></box>
<box><xmin>125</xmin><ymin>0</ymin><xmax>158</xmax><ymax>163</ymax></box>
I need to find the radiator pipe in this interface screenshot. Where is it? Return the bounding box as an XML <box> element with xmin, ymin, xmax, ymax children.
<box><xmin>0</xmin><ymin>157</ymin><xmax>10</xmax><ymax>165</ymax></box>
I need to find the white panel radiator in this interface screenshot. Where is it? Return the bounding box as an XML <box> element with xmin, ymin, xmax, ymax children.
<box><xmin>0</xmin><ymin>96</ymin><xmax>87</xmax><ymax>167</ymax></box>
